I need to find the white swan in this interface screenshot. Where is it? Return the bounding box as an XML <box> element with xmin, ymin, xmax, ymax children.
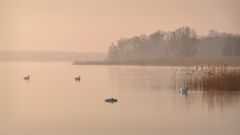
<box><xmin>180</xmin><ymin>87</ymin><xmax>188</xmax><ymax>95</ymax></box>
<box><xmin>23</xmin><ymin>75</ymin><xmax>30</xmax><ymax>80</ymax></box>
<box><xmin>75</xmin><ymin>75</ymin><xmax>81</xmax><ymax>81</ymax></box>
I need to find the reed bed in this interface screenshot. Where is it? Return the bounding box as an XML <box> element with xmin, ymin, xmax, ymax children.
<box><xmin>172</xmin><ymin>66</ymin><xmax>240</xmax><ymax>91</ymax></box>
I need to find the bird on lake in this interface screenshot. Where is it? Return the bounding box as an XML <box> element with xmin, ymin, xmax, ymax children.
<box><xmin>74</xmin><ymin>75</ymin><xmax>81</xmax><ymax>81</ymax></box>
<box><xmin>23</xmin><ymin>75</ymin><xmax>30</xmax><ymax>80</ymax></box>
<box><xmin>180</xmin><ymin>87</ymin><xmax>188</xmax><ymax>95</ymax></box>
<box><xmin>105</xmin><ymin>97</ymin><xmax>118</xmax><ymax>103</ymax></box>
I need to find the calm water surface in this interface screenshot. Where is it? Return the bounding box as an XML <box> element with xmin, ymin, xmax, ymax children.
<box><xmin>0</xmin><ymin>62</ymin><xmax>240</xmax><ymax>135</ymax></box>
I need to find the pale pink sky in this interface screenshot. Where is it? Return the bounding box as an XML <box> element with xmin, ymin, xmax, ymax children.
<box><xmin>0</xmin><ymin>0</ymin><xmax>240</xmax><ymax>52</ymax></box>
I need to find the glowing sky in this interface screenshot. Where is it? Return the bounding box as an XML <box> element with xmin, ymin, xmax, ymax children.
<box><xmin>0</xmin><ymin>0</ymin><xmax>239</xmax><ymax>52</ymax></box>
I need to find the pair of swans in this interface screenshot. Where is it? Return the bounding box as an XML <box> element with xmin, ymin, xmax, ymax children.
<box><xmin>23</xmin><ymin>75</ymin><xmax>81</xmax><ymax>81</ymax></box>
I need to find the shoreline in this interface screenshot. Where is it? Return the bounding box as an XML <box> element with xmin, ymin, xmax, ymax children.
<box><xmin>72</xmin><ymin>57</ymin><xmax>240</xmax><ymax>66</ymax></box>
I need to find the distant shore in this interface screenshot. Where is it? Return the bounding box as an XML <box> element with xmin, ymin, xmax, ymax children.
<box><xmin>0</xmin><ymin>51</ymin><xmax>106</xmax><ymax>62</ymax></box>
<box><xmin>73</xmin><ymin>57</ymin><xmax>240</xmax><ymax>66</ymax></box>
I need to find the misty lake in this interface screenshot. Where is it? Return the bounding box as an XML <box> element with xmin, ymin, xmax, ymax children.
<box><xmin>0</xmin><ymin>62</ymin><xmax>240</xmax><ymax>135</ymax></box>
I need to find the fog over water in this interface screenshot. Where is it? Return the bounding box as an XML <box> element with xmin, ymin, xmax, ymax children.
<box><xmin>0</xmin><ymin>51</ymin><xmax>106</xmax><ymax>62</ymax></box>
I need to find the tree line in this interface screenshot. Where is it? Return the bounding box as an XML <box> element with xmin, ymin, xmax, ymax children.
<box><xmin>106</xmin><ymin>26</ymin><xmax>240</xmax><ymax>62</ymax></box>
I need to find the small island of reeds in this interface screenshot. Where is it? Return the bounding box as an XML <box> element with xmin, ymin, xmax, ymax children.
<box><xmin>172</xmin><ymin>65</ymin><xmax>240</xmax><ymax>91</ymax></box>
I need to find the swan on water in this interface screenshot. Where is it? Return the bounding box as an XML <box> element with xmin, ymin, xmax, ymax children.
<box><xmin>23</xmin><ymin>75</ymin><xmax>30</xmax><ymax>80</ymax></box>
<box><xmin>75</xmin><ymin>75</ymin><xmax>81</xmax><ymax>81</ymax></box>
<box><xmin>180</xmin><ymin>87</ymin><xmax>188</xmax><ymax>95</ymax></box>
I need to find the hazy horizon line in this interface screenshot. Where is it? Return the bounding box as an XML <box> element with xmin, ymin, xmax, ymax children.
<box><xmin>0</xmin><ymin>50</ymin><xmax>107</xmax><ymax>53</ymax></box>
